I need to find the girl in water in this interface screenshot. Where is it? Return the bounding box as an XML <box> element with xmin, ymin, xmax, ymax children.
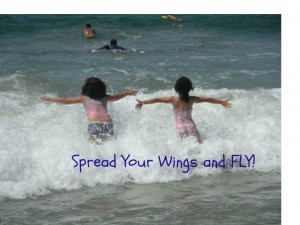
<box><xmin>135</xmin><ymin>76</ymin><xmax>231</xmax><ymax>143</ymax></box>
<box><xmin>41</xmin><ymin>77</ymin><xmax>137</xmax><ymax>142</ymax></box>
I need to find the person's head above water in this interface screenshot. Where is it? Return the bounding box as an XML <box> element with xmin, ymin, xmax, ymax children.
<box><xmin>110</xmin><ymin>39</ymin><xmax>117</xmax><ymax>45</ymax></box>
<box><xmin>85</xmin><ymin>23</ymin><xmax>91</xmax><ymax>28</ymax></box>
<box><xmin>81</xmin><ymin>77</ymin><xmax>106</xmax><ymax>100</ymax></box>
<box><xmin>174</xmin><ymin>76</ymin><xmax>194</xmax><ymax>102</ymax></box>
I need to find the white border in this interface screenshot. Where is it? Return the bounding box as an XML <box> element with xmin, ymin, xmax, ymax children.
<box><xmin>0</xmin><ymin>0</ymin><xmax>282</xmax><ymax>14</ymax></box>
<box><xmin>2</xmin><ymin>0</ymin><xmax>300</xmax><ymax>223</ymax></box>
<box><xmin>282</xmin><ymin>7</ymin><xmax>300</xmax><ymax>224</ymax></box>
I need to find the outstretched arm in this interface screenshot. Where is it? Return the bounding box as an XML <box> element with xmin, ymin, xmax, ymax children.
<box><xmin>95</xmin><ymin>45</ymin><xmax>105</xmax><ymax>50</ymax></box>
<box><xmin>119</xmin><ymin>46</ymin><xmax>127</xmax><ymax>50</ymax></box>
<box><xmin>106</xmin><ymin>90</ymin><xmax>137</xmax><ymax>102</ymax></box>
<box><xmin>192</xmin><ymin>96</ymin><xmax>232</xmax><ymax>109</ymax></box>
<box><xmin>40</xmin><ymin>96</ymin><xmax>85</xmax><ymax>104</ymax></box>
<box><xmin>135</xmin><ymin>97</ymin><xmax>174</xmax><ymax>110</ymax></box>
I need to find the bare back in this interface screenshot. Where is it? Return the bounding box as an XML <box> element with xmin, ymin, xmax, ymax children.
<box><xmin>83</xmin><ymin>28</ymin><xmax>95</xmax><ymax>38</ymax></box>
<box><xmin>172</xmin><ymin>96</ymin><xmax>195</xmax><ymax>111</ymax></box>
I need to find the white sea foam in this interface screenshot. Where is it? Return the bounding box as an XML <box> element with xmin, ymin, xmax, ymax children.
<box><xmin>0</xmin><ymin>76</ymin><xmax>281</xmax><ymax>199</ymax></box>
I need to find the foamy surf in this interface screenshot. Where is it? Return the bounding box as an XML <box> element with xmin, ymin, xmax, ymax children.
<box><xmin>0</xmin><ymin>76</ymin><xmax>280</xmax><ymax>199</ymax></box>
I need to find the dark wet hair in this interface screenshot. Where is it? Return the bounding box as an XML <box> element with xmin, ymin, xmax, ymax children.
<box><xmin>174</xmin><ymin>76</ymin><xmax>194</xmax><ymax>102</ymax></box>
<box><xmin>86</xmin><ymin>23</ymin><xmax>91</xmax><ymax>28</ymax></box>
<box><xmin>81</xmin><ymin>77</ymin><xmax>106</xmax><ymax>100</ymax></box>
<box><xmin>110</xmin><ymin>39</ymin><xmax>117</xmax><ymax>45</ymax></box>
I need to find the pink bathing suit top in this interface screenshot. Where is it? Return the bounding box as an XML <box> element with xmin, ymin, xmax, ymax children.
<box><xmin>83</xmin><ymin>97</ymin><xmax>110</xmax><ymax>118</ymax></box>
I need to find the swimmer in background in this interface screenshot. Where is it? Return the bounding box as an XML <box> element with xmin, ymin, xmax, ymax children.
<box><xmin>94</xmin><ymin>39</ymin><xmax>127</xmax><ymax>51</ymax></box>
<box><xmin>162</xmin><ymin>14</ymin><xmax>182</xmax><ymax>21</ymax></box>
<box><xmin>166</xmin><ymin>14</ymin><xmax>177</xmax><ymax>20</ymax></box>
<box><xmin>135</xmin><ymin>76</ymin><xmax>231</xmax><ymax>143</ymax></box>
<box><xmin>82</xmin><ymin>23</ymin><xmax>96</xmax><ymax>38</ymax></box>
<box><xmin>41</xmin><ymin>77</ymin><xmax>137</xmax><ymax>143</ymax></box>
<box><xmin>92</xmin><ymin>39</ymin><xmax>145</xmax><ymax>54</ymax></box>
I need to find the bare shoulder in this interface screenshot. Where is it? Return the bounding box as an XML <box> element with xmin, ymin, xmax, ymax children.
<box><xmin>164</xmin><ymin>96</ymin><xmax>175</xmax><ymax>101</ymax></box>
<box><xmin>190</xmin><ymin>96</ymin><xmax>204</xmax><ymax>103</ymax></box>
<box><xmin>161</xmin><ymin>96</ymin><xmax>175</xmax><ymax>103</ymax></box>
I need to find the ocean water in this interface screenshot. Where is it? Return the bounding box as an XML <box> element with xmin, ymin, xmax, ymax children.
<box><xmin>0</xmin><ymin>15</ymin><xmax>281</xmax><ymax>224</ymax></box>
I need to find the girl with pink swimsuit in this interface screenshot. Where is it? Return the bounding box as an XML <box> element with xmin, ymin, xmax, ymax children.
<box><xmin>41</xmin><ymin>77</ymin><xmax>136</xmax><ymax>142</ymax></box>
<box><xmin>135</xmin><ymin>76</ymin><xmax>231</xmax><ymax>143</ymax></box>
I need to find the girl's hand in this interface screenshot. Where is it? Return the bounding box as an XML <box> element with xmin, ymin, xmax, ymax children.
<box><xmin>135</xmin><ymin>99</ymin><xmax>143</xmax><ymax>110</ymax></box>
<box><xmin>127</xmin><ymin>90</ymin><xmax>137</xmax><ymax>96</ymax></box>
<box><xmin>222</xmin><ymin>99</ymin><xmax>232</xmax><ymax>109</ymax></box>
